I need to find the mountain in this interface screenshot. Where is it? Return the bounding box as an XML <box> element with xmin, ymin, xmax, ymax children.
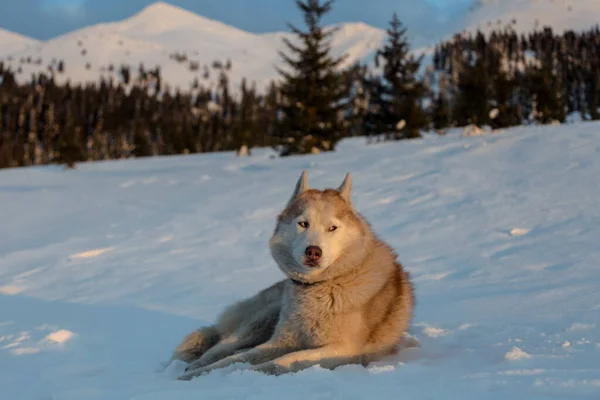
<box><xmin>464</xmin><ymin>0</ymin><xmax>600</xmax><ymax>34</ymax></box>
<box><xmin>2</xmin><ymin>1</ymin><xmax>600</xmax><ymax>92</ymax></box>
<box><xmin>0</xmin><ymin>2</ymin><xmax>387</xmax><ymax>93</ymax></box>
<box><xmin>0</xmin><ymin>27</ymin><xmax>39</xmax><ymax>57</ymax></box>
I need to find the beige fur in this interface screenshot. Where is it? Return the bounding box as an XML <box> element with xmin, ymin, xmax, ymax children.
<box><xmin>174</xmin><ymin>171</ymin><xmax>414</xmax><ymax>379</ymax></box>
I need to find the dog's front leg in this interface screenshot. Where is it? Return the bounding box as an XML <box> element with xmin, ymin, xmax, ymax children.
<box><xmin>251</xmin><ymin>345</ymin><xmax>362</xmax><ymax>375</ymax></box>
<box><xmin>170</xmin><ymin>326</ymin><xmax>220</xmax><ymax>364</ymax></box>
<box><xmin>178</xmin><ymin>340</ymin><xmax>294</xmax><ymax>380</ymax></box>
<box><xmin>184</xmin><ymin>335</ymin><xmax>258</xmax><ymax>371</ymax></box>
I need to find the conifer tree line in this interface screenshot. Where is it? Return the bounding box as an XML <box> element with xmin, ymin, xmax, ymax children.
<box><xmin>0</xmin><ymin>0</ymin><xmax>599</xmax><ymax>169</ymax></box>
<box><xmin>430</xmin><ymin>25</ymin><xmax>600</xmax><ymax>129</ymax></box>
<box><xmin>0</xmin><ymin>65</ymin><xmax>279</xmax><ymax>168</ymax></box>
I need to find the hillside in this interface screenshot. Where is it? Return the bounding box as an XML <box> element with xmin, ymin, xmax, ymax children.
<box><xmin>0</xmin><ymin>27</ymin><xmax>39</xmax><ymax>56</ymax></box>
<box><xmin>2</xmin><ymin>1</ymin><xmax>600</xmax><ymax>92</ymax></box>
<box><xmin>0</xmin><ymin>123</ymin><xmax>599</xmax><ymax>399</ymax></box>
<box><xmin>465</xmin><ymin>0</ymin><xmax>600</xmax><ymax>34</ymax></box>
<box><xmin>0</xmin><ymin>2</ymin><xmax>387</xmax><ymax>92</ymax></box>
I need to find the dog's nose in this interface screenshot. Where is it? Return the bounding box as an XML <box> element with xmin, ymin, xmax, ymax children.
<box><xmin>305</xmin><ymin>246</ymin><xmax>322</xmax><ymax>262</ymax></box>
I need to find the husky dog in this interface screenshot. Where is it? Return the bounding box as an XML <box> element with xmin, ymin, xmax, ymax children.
<box><xmin>174</xmin><ymin>171</ymin><xmax>414</xmax><ymax>379</ymax></box>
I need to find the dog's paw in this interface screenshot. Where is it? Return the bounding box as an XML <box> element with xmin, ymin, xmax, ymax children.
<box><xmin>178</xmin><ymin>367</ymin><xmax>207</xmax><ymax>381</ymax></box>
<box><xmin>184</xmin><ymin>360</ymin><xmax>198</xmax><ymax>372</ymax></box>
<box><xmin>177</xmin><ymin>373</ymin><xmax>194</xmax><ymax>381</ymax></box>
<box><xmin>171</xmin><ymin>327</ymin><xmax>219</xmax><ymax>364</ymax></box>
<box><xmin>184</xmin><ymin>354</ymin><xmax>219</xmax><ymax>372</ymax></box>
<box><xmin>251</xmin><ymin>361</ymin><xmax>288</xmax><ymax>376</ymax></box>
<box><xmin>184</xmin><ymin>355</ymin><xmax>220</xmax><ymax>372</ymax></box>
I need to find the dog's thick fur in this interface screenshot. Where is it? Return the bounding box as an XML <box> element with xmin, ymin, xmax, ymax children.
<box><xmin>174</xmin><ymin>171</ymin><xmax>414</xmax><ymax>379</ymax></box>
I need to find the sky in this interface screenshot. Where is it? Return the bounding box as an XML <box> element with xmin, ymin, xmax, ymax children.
<box><xmin>0</xmin><ymin>0</ymin><xmax>473</xmax><ymax>40</ymax></box>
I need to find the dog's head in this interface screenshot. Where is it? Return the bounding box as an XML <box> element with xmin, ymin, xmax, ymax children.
<box><xmin>269</xmin><ymin>171</ymin><xmax>371</xmax><ymax>283</ymax></box>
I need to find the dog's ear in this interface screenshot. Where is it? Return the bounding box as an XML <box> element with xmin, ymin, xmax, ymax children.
<box><xmin>337</xmin><ymin>173</ymin><xmax>352</xmax><ymax>205</ymax></box>
<box><xmin>288</xmin><ymin>170</ymin><xmax>309</xmax><ymax>205</ymax></box>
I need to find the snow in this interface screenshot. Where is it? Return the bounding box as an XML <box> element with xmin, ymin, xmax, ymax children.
<box><xmin>510</xmin><ymin>228</ymin><xmax>530</xmax><ymax>237</ymax></box>
<box><xmin>505</xmin><ymin>347</ymin><xmax>532</xmax><ymax>361</ymax></box>
<box><xmin>44</xmin><ymin>329</ymin><xmax>75</xmax><ymax>345</ymax></box>
<box><xmin>0</xmin><ymin>2</ymin><xmax>386</xmax><ymax>92</ymax></box>
<box><xmin>419</xmin><ymin>325</ymin><xmax>450</xmax><ymax>338</ymax></box>
<box><xmin>1</xmin><ymin>121</ymin><xmax>599</xmax><ymax>398</ymax></box>
<box><xmin>3</xmin><ymin>1</ymin><xmax>600</xmax><ymax>92</ymax></box>
<box><xmin>465</xmin><ymin>0</ymin><xmax>600</xmax><ymax>35</ymax></box>
<box><xmin>69</xmin><ymin>247</ymin><xmax>116</xmax><ymax>260</ymax></box>
<box><xmin>0</xmin><ymin>27</ymin><xmax>39</xmax><ymax>57</ymax></box>
<box><xmin>568</xmin><ymin>323</ymin><xmax>595</xmax><ymax>332</ymax></box>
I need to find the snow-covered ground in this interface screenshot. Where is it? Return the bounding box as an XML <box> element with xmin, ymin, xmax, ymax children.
<box><xmin>1</xmin><ymin>123</ymin><xmax>599</xmax><ymax>399</ymax></box>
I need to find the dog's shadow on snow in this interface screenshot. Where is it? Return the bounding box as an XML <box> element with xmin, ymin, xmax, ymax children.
<box><xmin>0</xmin><ymin>293</ymin><xmax>201</xmax><ymax>374</ymax></box>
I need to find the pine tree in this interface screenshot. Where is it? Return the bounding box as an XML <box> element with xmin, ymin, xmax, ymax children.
<box><xmin>0</xmin><ymin>134</ymin><xmax>13</xmax><ymax>168</ymax></box>
<box><xmin>275</xmin><ymin>0</ymin><xmax>349</xmax><ymax>156</ymax></box>
<box><xmin>454</xmin><ymin>56</ymin><xmax>491</xmax><ymax>127</ymax></box>
<box><xmin>344</xmin><ymin>64</ymin><xmax>370</xmax><ymax>137</ymax></box>
<box><xmin>527</xmin><ymin>55</ymin><xmax>566</xmax><ymax>124</ymax></box>
<box><xmin>154</xmin><ymin>67</ymin><xmax>162</xmax><ymax>94</ymax></box>
<box><xmin>56</xmin><ymin>106</ymin><xmax>85</xmax><ymax>169</ymax></box>
<box><xmin>490</xmin><ymin>68</ymin><xmax>522</xmax><ymax>129</ymax></box>
<box><xmin>231</xmin><ymin>78</ymin><xmax>257</xmax><ymax>153</ymax></box>
<box><xmin>370</xmin><ymin>13</ymin><xmax>428</xmax><ymax>140</ymax></box>
<box><xmin>42</xmin><ymin>102</ymin><xmax>58</xmax><ymax>163</ymax></box>
<box><xmin>432</xmin><ymin>92</ymin><xmax>451</xmax><ymax>131</ymax></box>
<box><xmin>26</xmin><ymin>108</ymin><xmax>40</xmax><ymax>165</ymax></box>
<box><xmin>483</xmin><ymin>47</ymin><xmax>522</xmax><ymax>129</ymax></box>
<box><xmin>132</xmin><ymin>118</ymin><xmax>152</xmax><ymax>158</ymax></box>
<box><xmin>585</xmin><ymin>64</ymin><xmax>600</xmax><ymax>120</ymax></box>
<box><xmin>14</xmin><ymin>106</ymin><xmax>27</xmax><ymax>166</ymax></box>
<box><xmin>257</xmin><ymin>82</ymin><xmax>280</xmax><ymax>148</ymax></box>
<box><xmin>120</xmin><ymin>65</ymin><xmax>131</xmax><ymax>86</ymax></box>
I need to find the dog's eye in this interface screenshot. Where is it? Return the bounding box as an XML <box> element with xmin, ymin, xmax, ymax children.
<box><xmin>298</xmin><ymin>221</ymin><xmax>309</xmax><ymax>228</ymax></box>
<box><xmin>328</xmin><ymin>226</ymin><xmax>338</xmax><ymax>232</ymax></box>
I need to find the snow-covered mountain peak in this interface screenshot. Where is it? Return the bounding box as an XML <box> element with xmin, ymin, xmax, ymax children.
<box><xmin>0</xmin><ymin>27</ymin><xmax>39</xmax><ymax>56</ymax></box>
<box><xmin>3</xmin><ymin>0</ymin><xmax>600</xmax><ymax>92</ymax></box>
<box><xmin>119</xmin><ymin>1</ymin><xmax>248</xmax><ymax>37</ymax></box>
<box><xmin>465</xmin><ymin>0</ymin><xmax>600</xmax><ymax>34</ymax></box>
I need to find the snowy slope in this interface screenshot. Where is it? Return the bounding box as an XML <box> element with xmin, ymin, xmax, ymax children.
<box><xmin>0</xmin><ymin>2</ymin><xmax>386</xmax><ymax>92</ymax></box>
<box><xmin>3</xmin><ymin>1</ymin><xmax>600</xmax><ymax>92</ymax></box>
<box><xmin>1</xmin><ymin>123</ymin><xmax>600</xmax><ymax>399</ymax></box>
<box><xmin>0</xmin><ymin>27</ymin><xmax>39</xmax><ymax>57</ymax></box>
<box><xmin>465</xmin><ymin>0</ymin><xmax>600</xmax><ymax>34</ymax></box>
